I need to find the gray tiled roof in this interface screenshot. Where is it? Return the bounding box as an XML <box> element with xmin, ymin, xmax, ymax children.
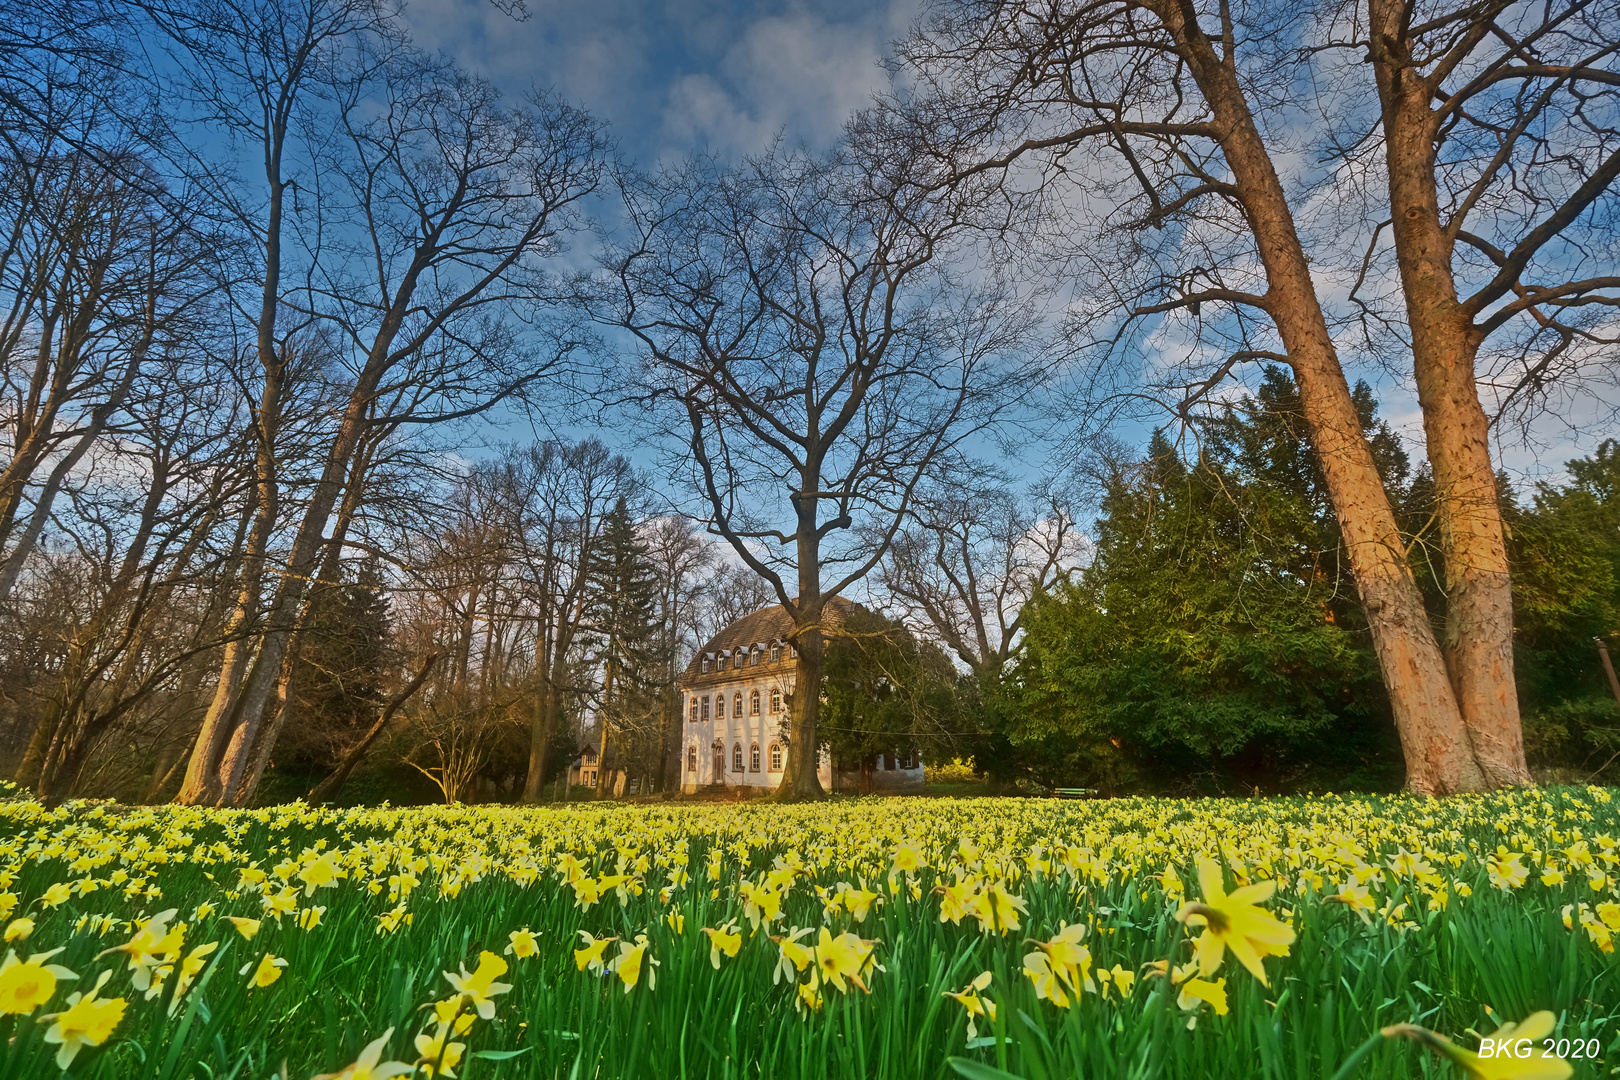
<box><xmin>679</xmin><ymin>596</ymin><xmax>861</xmax><ymax>690</ymax></box>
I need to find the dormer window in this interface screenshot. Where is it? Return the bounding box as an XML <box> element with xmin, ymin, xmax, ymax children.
<box><xmin>749</xmin><ymin>647</ymin><xmax>761</xmax><ymax>666</ymax></box>
<box><xmin>770</xmin><ymin>642</ymin><xmax>783</xmax><ymax>663</ymax></box>
<box><xmin>700</xmin><ymin>655</ymin><xmax>710</xmax><ymax>674</ymax></box>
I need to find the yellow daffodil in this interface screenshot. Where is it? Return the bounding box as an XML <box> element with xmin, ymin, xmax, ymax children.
<box><xmin>243</xmin><ymin>953</ymin><xmax>287</xmax><ymax>988</ymax></box>
<box><xmin>40</xmin><ymin>883</ymin><xmax>73</xmax><ymax>909</ymax></box>
<box><xmin>41</xmin><ymin>972</ymin><xmax>127</xmax><ymax>1069</ymax></box>
<box><xmin>1176</xmin><ymin>860</ymin><xmax>1295</xmax><ymax>985</ymax></box>
<box><xmin>943</xmin><ymin>971</ymin><xmax>997</xmax><ymax>1039</ymax></box>
<box><xmin>442</xmin><ymin>951</ymin><xmax>511</xmax><ymax>1019</ymax></box>
<box><xmin>310</xmin><ymin>1027</ymin><xmax>414</xmax><ymax>1080</ymax></box>
<box><xmin>98</xmin><ymin>908</ymin><xmax>182</xmax><ymax>992</ymax></box>
<box><xmin>505</xmin><ymin>927</ymin><xmax>539</xmax><ymax>959</ymax></box>
<box><xmin>811</xmin><ymin>927</ymin><xmax>869</xmax><ymax>994</ymax></box>
<box><xmin>702</xmin><ymin>923</ymin><xmax>742</xmax><ymax>969</ymax></box>
<box><xmin>1385</xmin><ymin>1011</ymin><xmax>1571</xmax><ymax>1080</ymax></box>
<box><xmin>574</xmin><ymin>932</ymin><xmax>615</xmax><ymax>973</ymax></box>
<box><xmin>226</xmin><ymin>916</ymin><xmax>260</xmax><ymax>940</ymax></box>
<box><xmin>607</xmin><ymin>934</ymin><xmax>657</xmax><ymax>991</ymax></box>
<box><xmin>0</xmin><ymin>947</ymin><xmax>76</xmax><ymax>1014</ymax></box>
<box><xmin>770</xmin><ymin>927</ymin><xmax>815</xmax><ymax>985</ymax></box>
<box><xmin>5</xmin><ymin>917</ymin><xmax>34</xmax><ymax>942</ymax></box>
<box><xmin>414</xmin><ymin>1021</ymin><xmax>467</xmax><ymax>1078</ymax></box>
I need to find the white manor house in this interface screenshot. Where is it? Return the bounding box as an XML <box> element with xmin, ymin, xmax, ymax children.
<box><xmin>678</xmin><ymin>597</ymin><xmax>925</xmax><ymax>794</ymax></box>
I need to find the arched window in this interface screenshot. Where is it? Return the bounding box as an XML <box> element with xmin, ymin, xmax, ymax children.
<box><xmin>736</xmin><ymin>647</ymin><xmax>747</xmax><ymax>666</ymax></box>
<box><xmin>687</xmin><ymin>746</ymin><xmax>697</xmax><ymax>772</ymax></box>
<box><xmin>716</xmin><ymin>695</ymin><xmax>725</xmax><ymax>720</ymax></box>
<box><xmin>732</xmin><ymin>692</ymin><xmax>742</xmax><ymax>717</ymax></box>
<box><xmin>701</xmin><ymin>697</ymin><xmax>710</xmax><ymax>721</ymax></box>
<box><xmin>700</xmin><ymin>656</ymin><xmax>710</xmax><ymax>673</ymax></box>
<box><xmin>769</xmin><ymin>743</ymin><xmax>783</xmax><ymax>771</ymax></box>
<box><xmin>770</xmin><ymin>642</ymin><xmax>782</xmax><ymax>663</ymax></box>
<box><xmin>770</xmin><ymin>687</ymin><xmax>782</xmax><ymax>713</ymax></box>
<box><xmin>732</xmin><ymin>743</ymin><xmax>744</xmax><ymax>772</ymax></box>
<box><xmin>750</xmin><ymin>690</ymin><xmax>760</xmax><ymax>715</ymax></box>
<box><xmin>689</xmin><ymin>697</ymin><xmax>698</xmax><ymax>723</ymax></box>
<box><xmin>749</xmin><ymin>648</ymin><xmax>760</xmax><ymax>666</ymax></box>
<box><xmin>750</xmin><ymin>744</ymin><xmax>761</xmax><ymax>771</ymax></box>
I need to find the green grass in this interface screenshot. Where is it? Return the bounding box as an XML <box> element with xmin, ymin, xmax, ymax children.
<box><xmin>0</xmin><ymin>787</ymin><xmax>1616</xmax><ymax>1079</ymax></box>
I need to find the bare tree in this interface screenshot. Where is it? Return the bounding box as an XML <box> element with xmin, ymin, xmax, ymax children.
<box><xmin>880</xmin><ymin>469</ymin><xmax>1087</xmax><ymax>685</ymax></box>
<box><xmin>152</xmin><ymin>22</ymin><xmax>608</xmax><ymax>805</ymax></box>
<box><xmin>889</xmin><ymin>0</ymin><xmax>1506</xmax><ymax>793</ymax></box>
<box><xmin>597</xmin><ymin>150</ymin><xmax>1038</xmax><ymax>799</ymax></box>
<box><xmin>1321</xmin><ymin>0</ymin><xmax>1620</xmax><ymax>785</ymax></box>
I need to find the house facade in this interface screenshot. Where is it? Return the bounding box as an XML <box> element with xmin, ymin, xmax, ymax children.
<box><xmin>678</xmin><ymin>598</ymin><xmax>924</xmax><ymax>794</ymax></box>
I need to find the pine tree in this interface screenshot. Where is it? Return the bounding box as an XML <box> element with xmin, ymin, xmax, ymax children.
<box><xmin>285</xmin><ymin>558</ymin><xmax>395</xmax><ymax>771</ymax></box>
<box><xmin>584</xmin><ymin>498</ymin><xmax>661</xmax><ymax>789</ymax></box>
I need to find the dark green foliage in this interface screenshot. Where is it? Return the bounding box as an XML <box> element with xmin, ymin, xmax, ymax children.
<box><xmin>820</xmin><ymin>608</ymin><xmax>968</xmax><ymax>782</ymax></box>
<box><xmin>281</xmin><ymin>557</ymin><xmax>396</xmax><ymax>772</ymax></box>
<box><xmin>585</xmin><ymin>497</ymin><xmax>665</xmax><ymax>777</ymax></box>
<box><xmin>1508</xmin><ymin>440</ymin><xmax>1620</xmax><ymax>778</ymax></box>
<box><xmin>1001</xmin><ymin>369</ymin><xmax>1406</xmax><ymax>794</ymax></box>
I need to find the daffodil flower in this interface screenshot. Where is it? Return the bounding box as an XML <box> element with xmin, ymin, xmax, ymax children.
<box><xmin>574</xmin><ymin>931</ymin><xmax>615</xmax><ymax>973</ymax></box>
<box><xmin>442</xmin><ymin>951</ymin><xmax>511</xmax><ymax>1019</ymax></box>
<box><xmin>310</xmin><ymin>1027</ymin><xmax>414</xmax><ymax>1080</ymax></box>
<box><xmin>1384</xmin><ymin>1011</ymin><xmax>1571</xmax><ymax>1080</ymax></box>
<box><xmin>0</xmin><ymin>947</ymin><xmax>76</xmax><ymax>1015</ymax></box>
<box><xmin>505</xmin><ymin>927</ymin><xmax>539</xmax><ymax>959</ymax></box>
<box><xmin>1175</xmin><ymin>860</ymin><xmax>1295</xmax><ymax>985</ymax></box>
<box><xmin>40</xmin><ymin>971</ymin><xmax>126</xmax><ymax>1069</ymax></box>
<box><xmin>242</xmin><ymin>953</ymin><xmax>287</xmax><ymax>988</ymax></box>
<box><xmin>414</xmin><ymin>1020</ymin><xmax>467</xmax><ymax>1078</ymax></box>
<box><xmin>702</xmin><ymin>923</ymin><xmax>741</xmax><ymax>969</ymax></box>
<box><xmin>942</xmin><ymin>971</ymin><xmax>997</xmax><ymax>1039</ymax></box>
<box><xmin>607</xmin><ymin>934</ymin><xmax>657</xmax><ymax>991</ymax></box>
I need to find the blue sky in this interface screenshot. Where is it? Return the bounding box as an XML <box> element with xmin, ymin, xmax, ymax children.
<box><xmin>398</xmin><ymin>0</ymin><xmax>1612</xmax><ymax>492</ymax></box>
<box><xmin>403</xmin><ymin>0</ymin><xmax>918</xmax><ymax>165</ymax></box>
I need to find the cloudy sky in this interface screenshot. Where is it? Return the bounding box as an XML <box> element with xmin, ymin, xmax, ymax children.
<box><xmin>404</xmin><ymin>0</ymin><xmax>918</xmax><ymax>165</ymax></box>
<box><xmin>394</xmin><ymin>0</ymin><xmax>1608</xmax><ymax>485</ymax></box>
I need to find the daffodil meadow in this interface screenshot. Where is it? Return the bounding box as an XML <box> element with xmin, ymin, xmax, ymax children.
<box><xmin>1</xmin><ymin>787</ymin><xmax>1618</xmax><ymax>1080</ymax></box>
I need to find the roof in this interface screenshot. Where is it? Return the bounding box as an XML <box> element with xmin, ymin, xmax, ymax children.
<box><xmin>679</xmin><ymin>596</ymin><xmax>862</xmax><ymax>690</ymax></box>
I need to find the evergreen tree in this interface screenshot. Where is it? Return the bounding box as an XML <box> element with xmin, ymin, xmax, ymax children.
<box><xmin>584</xmin><ymin>498</ymin><xmax>662</xmax><ymax>786</ymax></box>
<box><xmin>819</xmin><ymin>608</ymin><xmax>963</xmax><ymax>791</ymax></box>
<box><xmin>284</xmin><ymin>558</ymin><xmax>395</xmax><ymax>771</ymax></box>
<box><xmin>1003</xmin><ymin>369</ymin><xmax>1406</xmax><ymax>793</ymax></box>
<box><xmin>1507</xmin><ymin>441</ymin><xmax>1620</xmax><ymax>777</ymax></box>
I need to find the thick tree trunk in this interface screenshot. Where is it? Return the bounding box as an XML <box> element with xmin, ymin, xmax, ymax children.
<box><xmin>1367</xmin><ymin>1</ymin><xmax>1530</xmax><ymax>787</ymax></box>
<box><xmin>1154</xmin><ymin>0</ymin><xmax>1485</xmax><ymax>793</ymax></box>
<box><xmin>175</xmin><ymin>368</ymin><xmax>285</xmax><ymax>806</ymax></box>
<box><xmin>777</xmin><ymin>621</ymin><xmax>827</xmax><ymax>800</ymax></box>
<box><xmin>521</xmin><ymin>679</ymin><xmax>562</xmax><ymax>803</ymax></box>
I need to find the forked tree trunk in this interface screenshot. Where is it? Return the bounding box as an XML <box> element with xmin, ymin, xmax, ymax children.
<box><xmin>1153</xmin><ymin>0</ymin><xmax>1486</xmax><ymax>793</ymax></box>
<box><xmin>1367</xmin><ymin>1</ymin><xmax>1530</xmax><ymax>787</ymax></box>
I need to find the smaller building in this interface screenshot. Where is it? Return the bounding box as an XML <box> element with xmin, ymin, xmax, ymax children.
<box><xmin>567</xmin><ymin>747</ymin><xmax>600</xmax><ymax>789</ymax></box>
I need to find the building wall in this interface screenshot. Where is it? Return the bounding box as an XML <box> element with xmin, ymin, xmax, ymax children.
<box><xmin>678</xmin><ymin>671</ymin><xmax>923</xmax><ymax>794</ymax></box>
<box><xmin>679</xmin><ymin>671</ymin><xmax>836</xmax><ymax>792</ymax></box>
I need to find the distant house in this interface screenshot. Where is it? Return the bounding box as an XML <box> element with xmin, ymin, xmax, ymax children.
<box><xmin>678</xmin><ymin>598</ymin><xmax>924</xmax><ymax>794</ymax></box>
<box><xmin>567</xmin><ymin>746</ymin><xmax>600</xmax><ymax>789</ymax></box>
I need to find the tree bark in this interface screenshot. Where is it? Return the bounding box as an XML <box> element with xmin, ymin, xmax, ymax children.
<box><xmin>1367</xmin><ymin>0</ymin><xmax>1529</xmax><ymax>787</ymax></box>
<box><xmin>1152</xmin><ymin>0</ymin><xmax>1486</xmax><ymax>793</ymax></box>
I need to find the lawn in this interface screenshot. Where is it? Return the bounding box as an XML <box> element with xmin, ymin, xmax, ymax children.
<box><xmin>0</xmin><ymin>785</ymin><xmax>1616</xmax><ymax>1079</ymax></box>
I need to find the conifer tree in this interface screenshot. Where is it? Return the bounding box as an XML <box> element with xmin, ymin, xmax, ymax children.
<box><xmin>584</xmin><ymin>498</ymin><xmax>661</xmax><ymax>790</ymax></box>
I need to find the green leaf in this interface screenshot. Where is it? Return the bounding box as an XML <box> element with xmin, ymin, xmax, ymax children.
<box><xmin>946</xmin><ymin>1057</ymin><xmax>1026</xmax><ymax>1080</ymax></box>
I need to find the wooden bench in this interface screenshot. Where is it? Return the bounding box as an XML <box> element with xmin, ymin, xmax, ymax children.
<box><xmin>1052</xmin><ymin>787</ymin><xmax>1091</xmax><ymax>799</ymax></box>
